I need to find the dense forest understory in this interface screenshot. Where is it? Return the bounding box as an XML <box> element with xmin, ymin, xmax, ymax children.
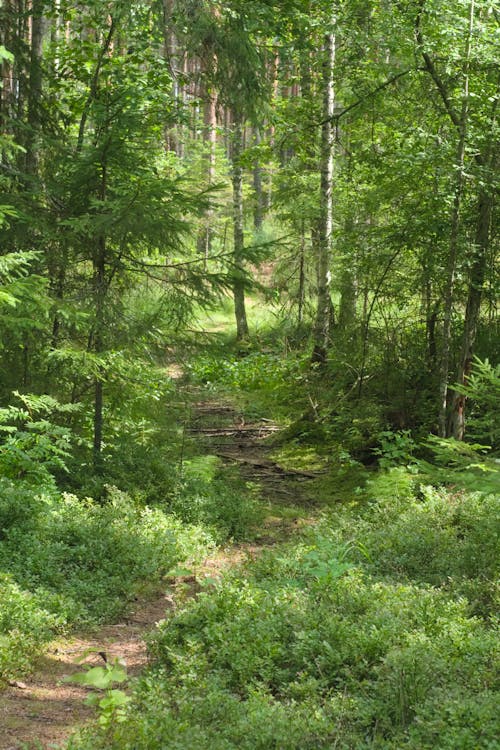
<box><xmin>0</xmin><ymin>0</ymin><xmax>499</xmax><ymax>748</ymax></box>
<box><xmin>0</xmin><ymin>306</ymin><xmax>498</xmax><ymax>749</ymax></box>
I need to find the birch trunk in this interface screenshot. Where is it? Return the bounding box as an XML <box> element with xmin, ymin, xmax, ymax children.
<box><xmin>252</xmin><ymin>127</ymin><xmax>264</xmax><ymax>231</ymax></box>
<box><xmin>197</xmin><ymin>86</ymin><xmax>218</xmax><ymax>260</ymax></box>
<box><xmin>311</xmin><ymin>21</ymin><xmax>335</xmax><ymax>364</ymax></box>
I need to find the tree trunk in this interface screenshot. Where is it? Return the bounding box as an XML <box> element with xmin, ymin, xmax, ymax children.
<box><xmin>162</xmin><ymin>0</ymin><xmax>180</xmax><ymax>155</ymax></box>
<box><xmin>266</xmin><ymin>49</ymin><xmax>279</xmax><ymax>211</ymax></box>
<box><xmin>197</xmin><ymin>85</ymin><xmax>217</xmax><ymax>261</ymax></box>
<box><xmin>437</xmin><ymin>0</ymin><xmax>473</xmax><ymax>437</ymax></box>
<box><xmin>92</xmin><ymin>234</ymin><xmax>106</xmax><ymax>472</ymax></box>
<box><xmin>252</xmin><ymin>128</ymin><xmax>264</xmax><ymax>231</ymax></box>
<box><xmin>297</xmin><ymin>219</ymin><xmax>306</xmax><ymax>325</ymax></box>
<box><xmin>338</xmin><ymin>215</ymin><xmax>357</xmax><ymax>334</ymax></box>
<box><xmin>338</xmin><ymin>266</ymin><xmax>357</xmax><ymax>333</ymax></box>
<box><xmin>92</xmin><ymin>153</ymin><xmax>108</xmax><ymax>472</ymax></box>
<box><xmin>311</xmin><ymin>21</ymin><xmax>335</xmax><ymax>364</ymax></box>
<box><xmin>231</xmin><ymin>114</ymin><xmax>249</xmax><ymax>340</ymax></box>
<box><xmin>25</xmin><ymin>0</ymin><xmax>45</xmax><ymax>174</ymax></box>
<box><xmin>0</xmin><ymin>0</ymin><xmax>15</xmax><ymax>132</ymax></box>
<box><xmin>448</xmin><ymin>187</ymin><xmax>494</xmax><ymax>439</ymax></box>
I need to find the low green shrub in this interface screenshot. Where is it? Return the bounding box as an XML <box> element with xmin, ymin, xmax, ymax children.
<box><xmin>343</xmin><ymin>482</ymin><xmax>500</xmax><ymax>614</ymax></box>
<box><xmin>452</xmin><ymin>357</ymin><xmax>500</xmax><ymax>450</ymax></box>
<box><xmin>0</xmin><ymin>573</ymin><xmax>61</xmax><ymax>680</ymax></box>
<box><xmin>187</xmin><ymin>352</ymin><xmax>292</xmax><ymax>392</ymax></box>
<box><xmin>0</xmin><ymin>481</ymin><xmax>215</xmax><ymax>680</ymax></box>
<box><xmin>69</xmin><ymin>521</ymin><xmax>499</xmax><ymax>749</ymax></box>
<box><xmin>0</xmin><ymin>392</ymin><xmax>79</xmax><ymax>483</ymax></box>
<box><xmin>169</xmin><ymin>457</ymin><xmax>263</xmax><ymax>541</ymax></box>
<box><xmin>186</xmin><ymin>351</ymin><xmax>305</xmax><ymax>419</ymax></box>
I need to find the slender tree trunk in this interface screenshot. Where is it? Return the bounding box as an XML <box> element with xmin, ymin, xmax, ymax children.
<box><xmin>311</xmin><ymin>20</ymin><xmax>335</xmax><ymax>364</ymax></box>
<box><xmin>252</xmin><ymin>127</ymin><xmax>264</xmax><ymax>231</ymax></box>
<box><xmin>92</xmin><ymin>233</ymin><xmax>106</xmax><ymax>472</ymax></box>
<box><xmin>11</xmin><ymin>0</ymin><xmax>28</xmax><ymax>133</ymax></box>
<box><xmin>25</xmin><ymin>0</ymin><xmax>45</xmax><ymax>173</ymax></box>
<box><xmin>338</xmin><ymin>215</ymin><xmax>357</xmax><ymax>333</ymax></box>
<box><xmin>92</xmin><ymin>153</ymin><xmax>108</xmax><ymax>472</ymax></box>
<box><xmin>338</xmin><ymin>267</ymin><xmax>357</xmax><ymax>333</ymax></box>
<box><xmin>297</xmin><ymin>219</ymin><xmax>306</xmax><ymax>325</ymax></box>
<box><xmin>197</xmin><ymin>85</ymin><xmax>217</xmax><ymax>261</ymax></box>
<box><xmin>437</xmin><ymin>0</ymin><xmax>474</xmax><ymax>437</ymax></box>
<box><xmin>266</xmin><ymin>49</ymin><xmax>279</xmax><ymax>211</ymax></box>
<box><xmin>231</xmin><ymin>114</ymin><xmax>249</xmax><ymax>340</ymax></box>
<box><xmin>0</xmin><ymin>0</ymin><xmax>15</xmax><ymax>132</ymax></box>
<box><xmin>416</xmin><ymin>0</ymin><xmax>499</xmax><ymax>438</ymax></box>
<box><xmin>162</xmin><ymin>0</ymin><xmax>180</xmax><ymax>155</ymax></box>
<box><xmin>50</xmin><ymin>259</ymin><xmax>66</xmax><ymax>350</ymax></box>
<box><xmin>448</xmin><ymin>187</ymin><xmax>494</xmax><ymax>439</ymax></box>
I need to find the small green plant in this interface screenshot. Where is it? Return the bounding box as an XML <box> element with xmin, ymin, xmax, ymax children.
<box><xmin>452</xmin><ymin>357</ymin><xmax>500</xmax><ymax>449</ymax></box>
<box><xmin>0</xmin><ymin>392</ymin><xmax>80</xmax><ymax>483</ymax></box>
<box><xmin>373</xmin><ymin>429</ymin><xmax>417</xmax><ymax>469</ymax></box>
<box><xmin>65</xmin><ymin>654</ymin><xmax>131</xmax><ymax>730</ymax></box>
<box><xmin>300</xmin><ymin>538</ymin><xmax>355</xmax><ymax>585</ymax></box>
<box><xmin>170</xmin><ymin>459</ymin><xmax>263</xmax><ymax>541</ymax></box>
<box><xmin>418</xmin><ymin>435</ymin><xmax>499</xmax><ymax>494</ymax></box>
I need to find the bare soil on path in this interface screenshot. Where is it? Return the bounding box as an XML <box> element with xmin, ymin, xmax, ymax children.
<box><xmin>0</xmin><ymin>398</ymin><xmax>318</xmax><ymax>749</ymax></box>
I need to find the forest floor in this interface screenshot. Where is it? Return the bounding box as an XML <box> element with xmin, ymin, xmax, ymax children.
<box><xmin>0</xmin><ymin>395</ymin><xmax>319</xmax><ymax>750</ymax></box>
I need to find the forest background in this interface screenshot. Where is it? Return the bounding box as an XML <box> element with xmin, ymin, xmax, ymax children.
<box><xmin>0</xmin><ymin>0</ymin><xmax>498</xmax><ymax>748</ymax></box>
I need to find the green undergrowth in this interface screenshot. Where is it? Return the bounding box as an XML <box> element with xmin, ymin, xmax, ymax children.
<box><xmin>170</xmin><ymin>455</ymin><xmax>264</xmax><ymax>541</ymax></box>
<box><xmin>68</xmin><ymin>473</ymin><xmax>499</xmax><ymax>750</ymax></box>
<box><xmin>0</xmin><ymin>479</ymin><xmax>215</xmax><ymax>682</ymax></box>
<box><xmin>185</xmin><ymin>347</ymin><xmax>305</xmax><ymax>421</ymax></box>
<box><xmin>0</xmin><ymin>449</ymin><xmax>268</xmax><ymax>683</ymax></box>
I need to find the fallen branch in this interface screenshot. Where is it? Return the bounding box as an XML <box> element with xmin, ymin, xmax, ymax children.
<box><xmin>216</xmin><ymin>452</ymin><xmax>323</xmax><ymax>478</ymax></box>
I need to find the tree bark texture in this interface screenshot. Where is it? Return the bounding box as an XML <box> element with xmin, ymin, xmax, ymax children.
<box><xmin>231</xmin><ymin>115</ymin><xmax>249</xmax><ymax>340</ymax></box>
<box><xmin>92</xmin><ymin>152</ymin><xmax>108</xmax><ymax>472</ymax></box>
<box><xmin>197</xmin><ymin>86</ymin><xmax>218</xmax><ymax>260</ymax></box>
<box><xmin>252</xmin><ymin>128</ymin><xmax>264</xmax><ymax>231</ymax></box>
<box><xmin>25</xmin><ymin>0</ymin><xmax>45</xmax><ymax>173</ymax></box>
<box><xmin>437</xmin><ymin>0</ymin><xmax>473</xmax><ymax>436</ymax></box>
<box><xmin>311</xmin><ymin>22</ymin><xmax>335</xmax><ymax>364</ymax></box>
<box><xmin>448</xmin><ymin>187</ymin><xmax>495</xmax><ymax>439</ymax></box>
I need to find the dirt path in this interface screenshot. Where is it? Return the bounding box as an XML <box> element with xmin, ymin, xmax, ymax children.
<box><xmin>188</xmin><ymin>399</ymin><xmax>318</xmax><ymax>507</ymax></box>
<box><xmin>0</xmin><ymin>398</ymin><xmax>318</xmax><ymax>750</ymax></box>
<box><xmin>0</xmin><ymin>592</ymin><xmax>173</xmax><ymax>750</ymax></box>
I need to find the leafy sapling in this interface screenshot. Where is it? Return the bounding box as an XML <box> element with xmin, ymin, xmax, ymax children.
<box><xmin>64</xmin><ymin>651</ymin><xmax>131</xmax><ymax>730</ymax></box>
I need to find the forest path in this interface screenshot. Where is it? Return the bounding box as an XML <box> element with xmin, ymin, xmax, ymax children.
<box><xmin>187</xmin><ymin>397</ymin><xmax>320</xmax><ymax>540</ymax></box>
<box><xmin>0</xmin><ymin>396</ymin><xmax>319</xmax><ymax>750</ymax></box>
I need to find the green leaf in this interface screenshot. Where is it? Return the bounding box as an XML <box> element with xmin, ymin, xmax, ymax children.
<box><xmin>65</xmin><ymin>666</ymin><xmax>112</xmax><ymax>689</ymax></box>
<box><xmin>0</xmin><ymin>45</ymin><xmax>14</xmax><ymax>63</ymax></box>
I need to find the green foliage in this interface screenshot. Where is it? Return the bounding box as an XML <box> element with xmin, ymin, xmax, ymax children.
<box><xmin>373</xmin><ymin>429</ymin><xmax>418</xmax><ymax>469</ymax></box>
<box><xmin>188</xmin><ymin>351</ymin><xmax>291</xmax><ymax>392</ymax></box>
<box><xmin>0</xmin><ymin>392</ymin><xmax>79</xmax><ymax>483</ymax></box>
<box><xmin>0</xmin><ymin>253</ymin><xmax>48</xmax><ymax>365</ymax></box>
<box><xmin>354</xmin><ymin>482</ymin><xmax>499</xmax><ymax>615</ymax></box>
<box><xmin>0</xmin><ymin>481</ymin><xmax>215</xmax><ymax>680</ymax></box>
<box><xmin>70</xmin><ymin>509</ymin><xmax>499</xmax><ymax>749</ymax></box>
<box><xmin>187</xmin><ymin>348</ymin><xmax>306</xmax><ymax>421</ymax></box>
<box><xmin>65</xmin><ymin>656</ymin><xmax>131</xmax><ymax>730</ymax></box>
<box><xmin>0</xmin><ymin>573</ymin><xmax>60</xmax><ymax>681</ymax></box>
<box><xmin>170</xmin><ymin>457</ymin><xmax>263</xmax><ymax>541</ymax></box>
<box><xmin>453</xmin><ymin>357</ymin><xmax>500</xmax><ymax>449</ymax></box>
<box><xmin>0</xmin><ymin>1</ymin><xmax>499</xmax><ymax>747</ymax></box>
<box><xmin>418</xmin><ymin>435</ymin><xmax>500</xmax><ymax>495</ymax></box>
